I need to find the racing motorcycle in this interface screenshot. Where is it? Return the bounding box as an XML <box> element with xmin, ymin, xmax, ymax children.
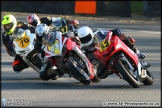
<box><xmin>41</xmin><ymin>31</ymin><xmax>100</xmax><ymax>85</ymax></box>
<box><xmin>83</xmin><ymin>30</ymin><xmax>154</xmax><ymax>88</ymax></box>
<box><xmin>12</xmin><ymin>28</ymin><xmax>43</xmax><ymax>73</ymax></box>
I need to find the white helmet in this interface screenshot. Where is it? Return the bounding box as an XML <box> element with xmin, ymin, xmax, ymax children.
<box><xmin>78</xmin><ymin>26</ymin><xmax>94</xmax><ymax>47</ymax></box>
<box><xmin>35</xmin><ymin>23</ymin><xmax>50</xmax><ymax>36</ymax></box>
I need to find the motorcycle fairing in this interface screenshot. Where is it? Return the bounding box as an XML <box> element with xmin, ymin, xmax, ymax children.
<box><xmin>13</xmin><ymin>29</ymin><xmax>36</xmax><ymax>56</ymax></box>
<box><xmin>43</xmin><ymin>32</ymin><xmax>66</xmax><ymax>57</ymax></box>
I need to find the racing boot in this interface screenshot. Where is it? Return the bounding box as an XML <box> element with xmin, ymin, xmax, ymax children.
<box><xmin>132</xmin><ymin>47</ymin><xmax>146</xmax><ymax>60</ymax></box>
<box><xmin>126</xmin><ymin>37</ymin><xmax>146</xmax><ymax>60</ymax></box>
<box><xmin>40</xmin><ymin>60</ymin><xmax>58</xmax><ymax>80</ymax></box>
<box><xmin>13</xmin><ymin>60</ymin><xmax>29</xmax><ymax>73</ymax></box>
<box><xmin>136</xmin><ymin>50</ymin><xmax>146</xmax><ymax>60</ymax></box>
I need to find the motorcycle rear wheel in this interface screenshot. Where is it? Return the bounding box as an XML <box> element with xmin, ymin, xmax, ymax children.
<box><xmin>33</xmin><ymin>54</ymin><xmax>43</xmax><ymax>69</ymax></box>
<box><xmin>115</xmin><ymin>60</ymin><xmax>141</xmax><ymax>88</ymax></box>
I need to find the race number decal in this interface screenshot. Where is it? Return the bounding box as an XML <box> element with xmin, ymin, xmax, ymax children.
<box><xmin>15</xmin><ymin>33</ymin><xmax>30</xmax><ymax>48</ymax></box>
<box><xmin>100</xmin><ymin>40</ymin><xmax>110</xmax><ymax>52</ymax></box>
<box><xmin>48</xmin><ymin>40</ymin><xmax>61</xmax><ymax>54</ymax></box>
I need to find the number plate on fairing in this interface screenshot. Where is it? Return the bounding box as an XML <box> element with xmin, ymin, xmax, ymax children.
<box><xmin>100</xmin><ymin>40</ymin><xmax>110</xmax><ymax>52</ymax></box>
<box><xmin>47</xmin><ymin>39</ymin><xmax>61</xmax><ymax>55</ymax></box>
<box><xmin>15</xmin><ymin>33</ymin><xmax>30</xmax><ymax>48</ymax></box>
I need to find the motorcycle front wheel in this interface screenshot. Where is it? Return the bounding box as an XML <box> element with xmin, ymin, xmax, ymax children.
<box><xmin>115</xmin><ymin>60</ymin><xmax>141</xmax><ymax>88</ymax></box>
<box><xmin>65</xmin><ymin>57</ymin><xmax>91</xmax><ymax>85</ymax></box>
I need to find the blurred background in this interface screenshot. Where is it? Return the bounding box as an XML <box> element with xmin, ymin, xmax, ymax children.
<box><xmin>1</xmin><ymin>1</ymin><xmax>161</xmax><ymax>17</ymax></box>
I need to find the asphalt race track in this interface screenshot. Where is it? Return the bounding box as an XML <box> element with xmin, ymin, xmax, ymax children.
<box><xmin>1</xmin><ymin>15</ymin><xmax>161</xmax><ymax>107</ymax></box>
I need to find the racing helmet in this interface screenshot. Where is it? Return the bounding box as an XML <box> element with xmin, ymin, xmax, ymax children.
<box><xmin>27</xmin><ymin>14</ymin><xmax>41</xmax><ymax>26</ymax></box>
<box><xmin>2</xmin><ymin>14</ymin><xmax>17</xmax><ymax>35</ymax></box>
<box><xmin>35</xmin><ymin>23</ymin><xmax>50</xmax><ymax>37</ymax></box>
<box><xmin>78</xmin><ymin>26</ymin><xmax>94</xmax><ymax>47</ymax></box>
<box><xmin>35</xmin><ymin>23</ymin><xmax>56</xmax><ymax>46</ymax></box>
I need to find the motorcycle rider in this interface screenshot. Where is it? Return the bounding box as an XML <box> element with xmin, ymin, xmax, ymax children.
<box><xmin>1</xmin><ymin>14</ymin><xmax>36</xmax><ymax>73</ymax></box>
<box><xmin>35</xmin><ymin>23</ymin><xmax>81</xmax><ymax>80</ymax></box>
<box><xmin>77</xmin><ymin>26</ymin><xmax>146</xmax><ymax>61</ymax></box>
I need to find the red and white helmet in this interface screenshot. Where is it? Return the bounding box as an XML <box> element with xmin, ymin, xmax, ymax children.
<box><xmin>27</xmin><ymin>14</ymin><xmax>41</xmax><ymax>26</ymax></box>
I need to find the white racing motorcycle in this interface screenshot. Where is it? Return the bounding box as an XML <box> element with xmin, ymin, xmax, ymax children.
<box><xmin>12</xmin><ymin>28</ymin><xmax>43</xmax><ymax>73</ymax></box>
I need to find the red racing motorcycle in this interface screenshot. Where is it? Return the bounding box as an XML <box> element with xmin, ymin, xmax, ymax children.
<box><xmin>86</xmin><ymin>30</ymin><xmax>154</xmax><ymax>88</ymax></box>
<box><xmin>41</xmin><ymin>31</ymin><xmax>100</xmax><ymax>85</ymax></box>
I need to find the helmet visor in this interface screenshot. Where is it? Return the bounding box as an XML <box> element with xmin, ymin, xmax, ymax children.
<box><xmin>27</xmin><ymin>15</ymin><xmax>40</xmax><ymax>26</ymax></box>
<box><xmin>2</xmin><ymin>23</ymin><xmax>13</xmax><ymax>33</ymax></box>
<box><xmin>79</xmin><ymin>33</ymin><xmax>92</xmax><ymax>44</ymax></box>
<box><xmin>30</xmin><ymin>20</ymin><xmax>38</xmax><ymax>26</ymax></box>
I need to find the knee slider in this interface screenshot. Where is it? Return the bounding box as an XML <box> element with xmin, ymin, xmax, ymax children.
<box><xmin>40</xmin><ymin>72</ymin><xmax>50</xmax><ymax>80</ymax></box>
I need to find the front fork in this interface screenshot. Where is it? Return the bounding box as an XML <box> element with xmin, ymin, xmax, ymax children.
<box><xmin>23</xmin><ymin>49</ymin><xmax>43</xmax><ymax>73</ymax></box>
<box><xmin>23</xmin><ymin>56</ymin><xmax>40</xmax><ymax>73</ymax></box>
<box><xmin>119</xmin><ymin>53</ymin><xmax>146</xmax><ymax>81</ymax></box>
<box><xmin>120</xmin><ymin>54</ymin><xmax>134</xmax><ymax>71</ymax></box>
